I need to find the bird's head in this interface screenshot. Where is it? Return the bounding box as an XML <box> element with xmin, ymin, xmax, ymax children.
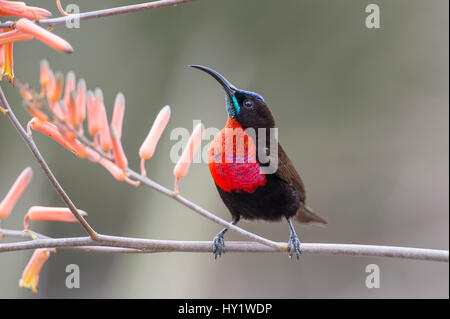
<box><xmin>191</xmin><ymin>65</ymin><xmax>275</xmax><ymax>130</ymax></box>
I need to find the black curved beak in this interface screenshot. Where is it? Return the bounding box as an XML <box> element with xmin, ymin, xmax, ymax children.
<box><xmin>190</xmin><ymin>65</ymin><xmax>236</xmax><ymax>98</ymax></box>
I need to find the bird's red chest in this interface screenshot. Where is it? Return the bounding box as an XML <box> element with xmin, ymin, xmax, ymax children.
<box><xmin>208</xmin><ymin>118</ymin><xmax>266</xmax><ymax>193</ymax></box>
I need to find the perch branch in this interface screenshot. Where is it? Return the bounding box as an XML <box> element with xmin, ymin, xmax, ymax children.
<box><xmin>0</xmin><ymin>228</ymin><xmax>448</xmax><ymax>262</ymax></box>
<box><xmin>126</xmin><ymin>170</ymin><xmax>284</xmax><ymax>250</ymax></box>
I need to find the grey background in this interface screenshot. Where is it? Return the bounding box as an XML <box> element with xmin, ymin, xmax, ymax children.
<box><xmin>0</xmin><ymin>0</ymin><xmax>448</xmax><ymax>298</ymax></box>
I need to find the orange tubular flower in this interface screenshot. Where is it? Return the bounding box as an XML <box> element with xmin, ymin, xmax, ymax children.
<box><xmin>111</xmin><ymin>93</ymin><xmax>125</xmax><ymax>140</ymax></box>
<box><xmin>68</xmin><ymin>91</ymin><xmax>77</xmax><ymax>128</ymax></box>
<box><xmin>99</xmin><ymin>157</ymin><xmax>126</xmax><ymax>181</ymax></box>
<box><xmin>63</xmin><ymin>71</ymin><xmax>75</xmax><ymax>107</ymax></box>
<box><xmin>0</xmin><ymin>39</ymin><xmax>14</xmax><ymax>82</ymax></box>
<box><xmin>87</xmin><ymin>90</ymin><xmax>100</xmax><ymax>138</ymax></box>
<box><xmin>25</xmin><ymin>102</ymin><xmax>48</xmax><ymax>122</ymax></box>
<box><xmin>63</xmin><ymin>71</ymin><xmax>76</xmax><ymax>126</ymax></box>
<box><xmin>69</xmin><ymin>141</ymin><xmax>88</xmax><ymax>159</ymax></box>
<box><xmin>28</xmin><ymin>118</ymin><xmax>79</xmax><ymax>155</ymax></box>
<box><xmin>0</xmin><ymin>1</ymin><xmax>51</xmax><ymax>20</ymax></box>
<box><xmin>86</xmin><ymin>146</ymin><xmax>101</xmax><ymax>163</ymax></box>
<box><xmin>0</xmin><ymin>167</ymin><xmax>32</xmax><ymax>219</ymax></box>
<box><xmin>39</xmin><ymin>59</ymin><xmax>50</xmax><ymax>87</ymax></box>
<box><xmin>30</xmin><ymin>118</ymin><xmax>87</xmax><ymax>158</ymax></box>
<box><xmin>0</xmin><ymin>2</ymin><xmax>68</xmax><ymax>82</ymax></box>
<box><xmin>50</xmin><ymin>101</ymin><xmax>65</xmax><ymax>123</ymax></box>
<box><xmin>47</xmin><ymin>71</ymin><xmax>63</xmax><ymax>102</ymax></box>
<box><xmin>75</xmin><ymin>79</ymin><xmax>87</xmax><ymax>128</ymax></box>
<box><xmin>44</xmin><ymin>68</ymin><xmax>54</xmax><ymax>98</ymax></box>
<box><xmin>19</xmin><ymin>84</ymin><xmax>34</xmax><ymax>101</ymax></box>
<box><xmin>0</xmin><ymin>28</ymin><xmax>32</xmax><ymax>45</ymax></box>
<box><xmin>96</xmin><ymin>89</ymin><xmax>112</xmax><ymax>152</ymax></box>
<box><xmin>98</xmin><ymin>157</ymin><xmax>138</xmax><ymax>186</ymax></box>
<box><xmin>138</xmin><ymin>105</ymin><xmax>171</xmax><ymax>176</ymax></box>
<box><xmin>24</xmin><ymin>206</ymin><xmax>88</xmax><ymax>230</ymax></box>
<box><xmin>19</xmin><ymin>248</ymin><xmax>52</xmax><ymax>294</ymax></box>
<box><xmin>173</xmin><ymin>123</ymin><xmax>204</xmax><ymax>195</ymax></box>
<box><xmin>111</xmin><ymin>126</ymin><xmax>128</xmax><ymax>170</ymax></box>
<box><xmin>57</xmin><ymin>119</ymin><xmax>76</xmax><ymax>141</ymax></box>
<box><xmin>15</xmin><ymin>18</ymin><xmax>73</xmax><ymax>54</ymax></box>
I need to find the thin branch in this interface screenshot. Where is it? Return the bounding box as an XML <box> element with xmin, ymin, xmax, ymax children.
<box><xmin>0</xmin><ymin>85</ymin><xmax>99</xmax><ymax>239</ymax></box>
<box><xmin>0</xmin><ymin>0</ymin><xmax>198</xmax><ymax>29</ymax></box>
<box><xmin>0</xmin><ymin>228</ymin><xmax>142</xmax><ymax>254</ymax></box>
<box><xmin>0</xmin><ymin>228</ymin><xmax>448</xmax><ymax>262</ymax></box>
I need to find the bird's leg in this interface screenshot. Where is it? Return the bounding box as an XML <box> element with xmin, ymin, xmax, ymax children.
<box><xmin>212</xmin><ymin>216</ymin><xmax>240</xmax><ymax>259</ymax></box>
<box><xmin>286</xmin><ymin>217</ymin><xmax>302</xmax><ymax>259</ymax></box>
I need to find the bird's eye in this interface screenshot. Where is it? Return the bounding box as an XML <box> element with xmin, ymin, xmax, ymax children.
<box><xmin>243</xmin><ymin>99</ymin><xmax>254</xmax><ymax>109</ymax></box>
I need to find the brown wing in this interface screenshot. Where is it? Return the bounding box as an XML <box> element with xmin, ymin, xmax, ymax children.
<box><xmin>273</xmin><ymin>143</ymin><xmax>327</xmax><ymax>226</ymax></box>
<box><xmin>275</xmin><ymin>143</ymin><xmax>306</xmax><ymax>201</ymax></box>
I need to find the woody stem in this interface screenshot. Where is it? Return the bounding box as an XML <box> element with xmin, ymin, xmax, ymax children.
<box><xmin>0</xmin><ymin>0</ymin><xmax>198</xmax><ymax>29</ymax></box>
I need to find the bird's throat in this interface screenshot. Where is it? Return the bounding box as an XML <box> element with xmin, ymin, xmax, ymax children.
<box><xmin>208</xmin><ymin>117</ymin><xmax>267</xmax><ymax>193</ymax></box>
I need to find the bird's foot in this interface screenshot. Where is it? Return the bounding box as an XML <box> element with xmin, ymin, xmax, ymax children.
<box><xmin>212</xmin><ymin>233</ymin><xmax>226</xmax><ymax>259</ymax></box>
<box><xmin>287</xmin><ymin>234</ymin><xmax>302</xmax><ymax>260</ymax></box>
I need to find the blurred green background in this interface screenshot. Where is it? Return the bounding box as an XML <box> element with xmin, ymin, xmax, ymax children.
<box><xmin>0</xmin><ymin>0</ymin><xmax>448</xmax><ymax>298</ymax></box>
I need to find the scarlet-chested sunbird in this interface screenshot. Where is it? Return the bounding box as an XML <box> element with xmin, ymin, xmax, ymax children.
<box><xmin>191</xmin><ymin>65</ymin><xmax>327</xmax><ymax>259</ymax></box>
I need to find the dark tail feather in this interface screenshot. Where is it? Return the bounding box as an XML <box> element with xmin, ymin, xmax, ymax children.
<box><xmin>295</xmin><ymin>205</ymin><xmax>328</xmax><ymax>226</ymax></box>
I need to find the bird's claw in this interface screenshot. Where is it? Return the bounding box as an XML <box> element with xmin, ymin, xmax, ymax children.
<box><xmin>212</xmin><ymin>233</ymin><xmax>226</xmax><ymax>259</ymax></box>
<box><xmin>287</xmin><ymin>235</ymin><xmax>302</xmax><ymax>260</ymax></box>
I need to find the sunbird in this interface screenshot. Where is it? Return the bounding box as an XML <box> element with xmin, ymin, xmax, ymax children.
<box><xmin>191</xmin><ymin>65</ymin><xmax>327</xmax><ymax>259</ymax></box>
